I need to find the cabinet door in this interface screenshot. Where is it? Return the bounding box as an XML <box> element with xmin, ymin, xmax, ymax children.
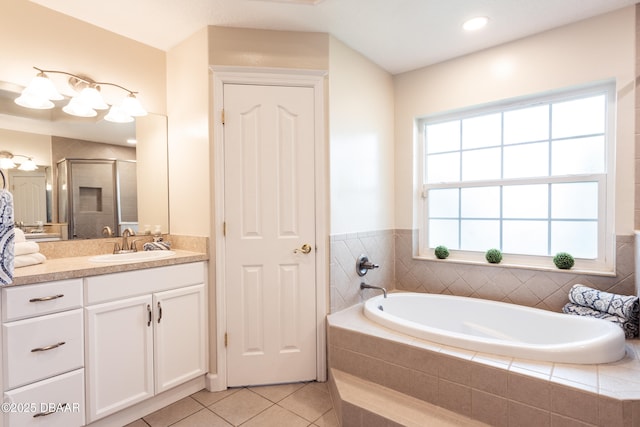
<box><xmin>85</xmin><ymin>295</ymin><xmax>153</xmax><ymax>422</ymax></box>
<box><xmin>153</xmin><ymin>284</ymin><xmax>206</xmax><ymax>393</ymax></box>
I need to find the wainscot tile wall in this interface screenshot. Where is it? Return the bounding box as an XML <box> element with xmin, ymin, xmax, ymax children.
<box><xmin>330</xmin><ymin>230</ymin><xmax>635</xmax><ymax>313</ymax></box>
<box><xmin>330</xmin><ymin>230</ymin><xmax>395</xmax><ymax>313</ymax></box>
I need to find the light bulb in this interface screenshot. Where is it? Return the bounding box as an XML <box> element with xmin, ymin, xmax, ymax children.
<box><xmin>121</xmin><ymin>93</ymin><xmax>147</xmax><ymax>117</ymax></box>
<box><xmin>104</xmin><ymin>105</ymin><xmax>134</xmax><ymax>123</ymax></box>
<box><xmin>63</xmin><ymin>97</ymin><xmax>97</xmax><ymax>117</ymax></box>
<box><xmin>79</xmin><ymin>86</ymin><xmax>108</xmax><ymax>110</ymax></box>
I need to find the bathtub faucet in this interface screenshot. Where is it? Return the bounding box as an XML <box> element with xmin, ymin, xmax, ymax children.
<box><xmin>360</xmin><ymin>283</ymin><xmax>387</xmax><ymax>298</ymax></box>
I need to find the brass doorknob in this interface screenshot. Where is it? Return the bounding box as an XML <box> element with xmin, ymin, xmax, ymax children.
<box><xmin>294</xmin><ymin>244</ymin><xmax>312</xmax><ymax>254</ymax></box>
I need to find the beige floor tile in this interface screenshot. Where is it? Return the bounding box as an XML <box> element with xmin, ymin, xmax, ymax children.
<box><xmin>279</xmin><ymin>383</ymin><xmax>333</xmax><ymax>422</ymax></box>
<box><xmin>242</xmin><ymin>404</ymin><xmax>310</xmax><ymax>427</ymax></box>
<box><xmin>314</xmin><ymin>408</ymin><xmax>339</xmax><ymax>427</ymax></box>
<box><xmin>248</xmin><ymin>382</ymin><xmax>306</xmax><ymax>403</ymax></box>
<box><xmin>124</xmin><ymin>420</ymin><xmax>150</xmax><ymax>427</ymax></box>
<box><xmin>191</xmin><ymin>387</ymin><xmax>242</xmax><ymax>407</ymax></box>
<box><xmin>170</xmin><ymin>408</ymin><xmax>233</xmax><ymax>427</ymax></box>
<box><xmin>209</xmin><ymin>388</ymin><xmax>273</xmax><ymax>425</ymax></box>
<box><xmin>143</xmin><ymin>397</ymin><xmax>204</xmax><ymax>427</ymax></box>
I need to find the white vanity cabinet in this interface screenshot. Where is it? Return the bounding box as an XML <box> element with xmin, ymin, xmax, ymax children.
<box><xmin>84</xmin><ymin>263</ymin><xmax>206</xmax><ymax>423</ymax></box>
<box><xmin>1</xmin><ymin>278</ymin><xmax>85</xmax><ymax>427</ymax></box>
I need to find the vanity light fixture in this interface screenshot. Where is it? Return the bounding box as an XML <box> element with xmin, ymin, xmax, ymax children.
<box><xmin>0</xmin><ymin>151</ymin><xmax>38</xmax><ymax>171</ymax></box>
<box><xmin>15</xmin><ymin>67</ymin><xmax>147</xmax><ymax>122</ymax></box>
<box><xmin>463</xmin><ymin>16</ymin><xmax>489</xmax><ymax>31</ymax></box>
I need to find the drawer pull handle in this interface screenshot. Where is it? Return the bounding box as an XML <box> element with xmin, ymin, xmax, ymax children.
<box><xmin>147</xmin><ymin>304</ymin><xmax>152</xmax><ymax>327</ymax></box>
<box><xmin>33</xmin><ymin>403</ymin><xmax>68</xmax><ymax>418</ymax></box>
<box><xmin>31</xmin><ymin>341</ymin><xmax>66</xmax><ymax>352</ymax></box>
<box><xmin>157</xmin><ymin>301</ymin><xmax>162</xmax><ymax>324</ymax></box>
<box><xmin>29</xmin><ymin>294</ymin><xmax>64</xmax><ymax>303</ymax></box>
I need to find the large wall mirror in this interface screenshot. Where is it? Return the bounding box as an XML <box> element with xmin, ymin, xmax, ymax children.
<box><xmin>0</xmin><ymin>81</ymin><xmax>169</xmax><ymax>240</ymax></box>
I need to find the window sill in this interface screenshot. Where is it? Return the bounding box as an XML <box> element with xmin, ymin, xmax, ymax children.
<box><xmin>413</xmin><ymin>253</ymin><xmax>616</xmax><ymax>277</ymax></box>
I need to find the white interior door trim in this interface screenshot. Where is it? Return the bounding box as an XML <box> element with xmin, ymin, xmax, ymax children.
<box><xmin>210</xmin><ymin>66</ymin><xmax>328</xmax><ymax>391</ymax></box>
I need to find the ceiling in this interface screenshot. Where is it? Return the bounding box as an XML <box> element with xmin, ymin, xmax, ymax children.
<box><xmin>30</xmin><ymin>0</ymin><xmax>639</xmax><ymax>75</ymax></box>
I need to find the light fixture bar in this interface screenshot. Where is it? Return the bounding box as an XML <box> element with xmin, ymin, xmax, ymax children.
<box><xmin>16</xmin><ymin>67</ymin><xmax>147</xmax><ymax>119</ymax></box>
<box><xmin>33</xmin><ymin>66</ymin><xmax>139</xmax><ymax>95</ymax></box>
<box><xmin>0</xmin><ymin>151</ymin><xmax>38</xmax><ymax>171</ymax></box>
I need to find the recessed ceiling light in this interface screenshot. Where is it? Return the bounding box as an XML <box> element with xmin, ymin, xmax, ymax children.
<box><xmin>127</xmin><ymin>138</ymin><xmax>137</xmax><ymax>145</ymax></box>
<box><xmin>463</xmin><ymin>16</ymin><xmax>489</xmax><ymax>31</ymax></box>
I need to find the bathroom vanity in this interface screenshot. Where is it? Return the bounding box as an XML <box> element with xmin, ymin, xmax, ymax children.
<box><xmin>0</xmin><ymin>252</ymin><xmax>208</xmax><ymax>427</ymax></box>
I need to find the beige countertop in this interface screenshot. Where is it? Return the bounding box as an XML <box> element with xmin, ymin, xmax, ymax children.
<box><xmin>10</xmin><ymin>249</ymin><xmax>209</xmax><ymax>286</ymax></box>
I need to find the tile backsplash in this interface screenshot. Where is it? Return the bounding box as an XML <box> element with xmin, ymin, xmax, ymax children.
<box><xmin>330</xmin><ymin>229</ymin><xmax>635</xmax><ymax>313</ymax></box>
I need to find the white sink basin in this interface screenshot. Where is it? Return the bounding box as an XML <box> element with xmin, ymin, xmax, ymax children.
<box><xmin>88</xmin><ymin>250</ymin><xmax>176</xmax><ymax>263</ymax></box>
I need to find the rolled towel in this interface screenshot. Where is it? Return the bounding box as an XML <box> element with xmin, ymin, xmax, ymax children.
<box><xmin>14</xmin><ymin>252</ymin><xmax>46</xmax><ymax>268</ymax></box>
<box><xmin>568</xmin><ymin>284</ymin><xmax>639</xmax><ymax>322</ymax></box>
<box><xmin>563</xmin><ymin>302</ymin><xmax>638</xmax><ymax>338</ymax></box>
<box><xmin>143</xmin><ymin>241</ymin><xmax>171</xmax><ymax>251</ymax></box>
<box><xmin>14</xmin><ymin>228</ymin><xmax>25</xmax><ymax>243</ymax></box>
<box><xmin>15</xmin><ymin>241</ymin><xmax>40</xmax><ymax>256</ymax></box>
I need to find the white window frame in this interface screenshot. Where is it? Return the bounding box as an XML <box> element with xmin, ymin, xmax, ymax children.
<box><xmin>415</xmin><ymin>81</ymin><xmax>616</xmax><ymax>274</ymax></box>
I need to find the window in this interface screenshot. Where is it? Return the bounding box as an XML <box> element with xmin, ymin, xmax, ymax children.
<box><xmin>418</xmin><ymin>82</ymin><xmax>615</xmax><ymax>270</ymax></box>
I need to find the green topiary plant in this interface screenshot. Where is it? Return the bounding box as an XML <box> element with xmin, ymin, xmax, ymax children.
<box><xmin>434</xmin><ymin>245</ymin><xmax>449</xmax><ymax>259</ymax></box>
<box><xmin>485</xmin><ymin>248</ymin><xmax>502</xmax><ymax>264</ymax></box>
<box><xmin>553</xmin><ymin>252</ymin><xmax>575</xmax><ymax>269</ymax></box>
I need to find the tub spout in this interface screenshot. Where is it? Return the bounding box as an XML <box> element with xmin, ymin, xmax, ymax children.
<box><xmin>360</xmin><ymin>283</ymin><xmax>387</xmax><ymax>298</ymax></box>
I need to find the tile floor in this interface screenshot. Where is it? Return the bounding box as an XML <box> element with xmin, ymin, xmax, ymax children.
<box><xmin>125</xmin><ymin>382</ymin><xmax>338</xmax><ymax>427</ymax></box>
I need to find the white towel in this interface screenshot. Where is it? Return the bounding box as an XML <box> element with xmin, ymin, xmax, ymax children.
<box><xmin>15</xmin><ymin>241</ymin><xmax>40</xmax><ymax>256</ymax></box>
<box><xmin>14</xmin><ymin>228</ymin><xmax>25</xmax><ymax>243</ymax></box>
<box><xmin>0</xmin><ymin>188</ymin><xmax>14</xmax><ymax>285</ymax></box>
<box><xmin>14</xmin><ymin>252</ymin><xmax>46</xmax><ymax>268</ymax></box>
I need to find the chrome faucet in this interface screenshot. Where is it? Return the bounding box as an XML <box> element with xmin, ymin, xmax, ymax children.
<box><xmin>102</xmin><ymin>225</ymin><xmax>113</xmax><ymax>238</ymax></box>
<box><xmin>113</xmin><ymin>227</ymin><xmax>137</xmax><ymax>254</ymax></box>
<box><xmin>360</xmin><ymin>282</ymin><xmax>387</xmax><ymax>298</ymax></box>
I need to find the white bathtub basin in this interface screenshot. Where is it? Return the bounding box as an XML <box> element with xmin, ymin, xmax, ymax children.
<box><xmin>363</xmin><ymin>292</ymin><xmax>626</xmax><ymax>364</ymax></box>
<box><xmin>88</xmin><ymin>250</ymin><xmax>176</xmax><ymax>264</ymax></box>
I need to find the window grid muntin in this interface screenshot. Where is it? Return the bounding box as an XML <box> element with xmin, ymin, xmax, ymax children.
<box><xmin>423</xmin><ymin>87</ymin><xmax>609</xmax><ymax>260</ymax></box>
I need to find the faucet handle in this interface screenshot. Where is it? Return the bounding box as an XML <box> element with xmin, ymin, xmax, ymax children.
<box><xmin>113</xmin><ymin>243</ymin><xmax>121</xmax><ymax>254</ymax></box>
<box><xmin>356</xmin><ymin>255</ymin><xmax>380</xmax><ymax>276</ymax></box>
<box><xmin>129</xmin><ymin>239</ymin><xmax>142</xmax><ymax>252</ymax></box>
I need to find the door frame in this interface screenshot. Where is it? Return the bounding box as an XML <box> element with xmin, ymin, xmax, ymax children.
<box><xmin>210</xmin><ymin>66</ymin><xmax>328</xmax><ymax>391</ymax></box>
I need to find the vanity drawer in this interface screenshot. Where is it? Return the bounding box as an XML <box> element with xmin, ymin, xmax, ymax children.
<box><xmin>4</xmin><ymin>368</ymin><xmax>84</xmax><ymax>427</ymax></box>
<box><xmin>2</xmin><ymin>279</ymin><xmax>83</xmax><ymax>322</ymax></box>
<box><xmin>3</xmin><ymin>309</ymin><xmax>84</xmax><ymax>390</ymax></box>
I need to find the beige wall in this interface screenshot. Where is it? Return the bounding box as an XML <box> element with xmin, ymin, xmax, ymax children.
<box><xmin>208</xmin><ymin>27</ymin><xmax>329</xmax><ymax>70</ymax></box>
<box><xmin>166</xmin><ymin>29</ymin><xmax>211</xmax><ymax>237</ymax></box>
<box><xmin>329</xmin><ymin>37</ymin><xmax>395</xmax><ymax>234</ymax></box>
<box><xmin>1</xmin><ymin>0</ymin><xmax>166</xmax><ymax>115</ymax></box>
<box><xmin>394</xmin><ymin>7</ymin><xmax>636</xmax><ymax>234</ymax></box>
<box><xmin>0</xmin><ymin>129</ymin><xmax>51</xmax><ymax>166</ymax></box>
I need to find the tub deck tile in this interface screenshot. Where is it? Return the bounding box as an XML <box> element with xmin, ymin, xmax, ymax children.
<box><xmin>328</xmin><ymin>303</ymin><xmax>640</xmax><ymax>426</ymax></box>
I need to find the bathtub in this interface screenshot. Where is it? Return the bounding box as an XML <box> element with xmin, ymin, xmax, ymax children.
<box><xmin>363</xmin><ymin>292</ymin><xmax>626</xmax><ymax>364</ymax></box>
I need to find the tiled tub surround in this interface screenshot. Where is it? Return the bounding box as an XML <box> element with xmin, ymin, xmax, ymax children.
<box><xmin>330</xmin><ymin>230</ymin><xmax>635</xmax><ymax>314</ymax></box>
<box><xmin>395</xmin><ymin>231</ymin><xmax>636</xmax><ymax>313</ymax></box>
<box><xmin>328</xmin><ymin>304</ymin><xmax>640</xmax><ymax>427</ymax></box>
<box><xmin>331</xmin><ymin>230</ymin><xmax>395</xmax><ymax>313</ymax></box>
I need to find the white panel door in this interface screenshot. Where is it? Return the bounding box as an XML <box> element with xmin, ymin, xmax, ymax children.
<box><xmin>224</xmin><ymin>83</ymin><xmax>316</xmax><ymax>386</ymax></box>
<box><xmin>11</xmin><ymin>174</ymin><xmax>46</xmax><ymax>224</ymax></box>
